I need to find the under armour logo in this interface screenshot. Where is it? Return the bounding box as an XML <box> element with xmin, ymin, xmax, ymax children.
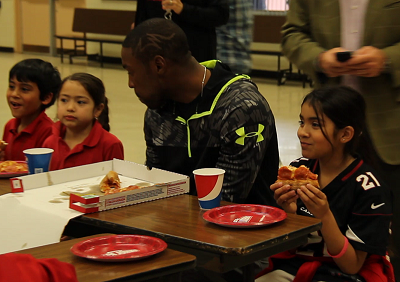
<box><xmin>235</xmin><ymin>124</ymin><xmax>264</xmax><ymax>145</ymax></box>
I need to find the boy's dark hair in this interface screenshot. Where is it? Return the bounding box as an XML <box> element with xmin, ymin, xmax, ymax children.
<box><xmin>302</xmin><ymin>86</ymin><xmax>378</xmax><ymax>167</ymax></box>
<box><xmin>59</xmin><ymin>73</ymin><xmax>110</xmax><ymax>132</ymax></box>
<box><xmin>122</xmin><ymin>18</ymin><xmax>191</xmax><ymax>64</ymax></box>
<box><xmin>9</xmin><ymin>59</ymin><xmax>61</xmax><ymax>111</ymax></box>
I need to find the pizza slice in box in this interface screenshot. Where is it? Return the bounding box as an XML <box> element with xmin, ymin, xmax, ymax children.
<box><xmin>276</xmin><ymin>165</ymin><xmax>319</xmax><ymax>189</ymax></box>
<box><xmin>100</xmin><ymin>171</ymin><xmax>121</xmax><ymax>193</ymax></box>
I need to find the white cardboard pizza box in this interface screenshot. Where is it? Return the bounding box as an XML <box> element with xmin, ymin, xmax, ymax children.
<box><xmin>10</xmin><ymin>159</ymin><xmax>190</xmax><ymax>213</ymax></box>
<box><xmin>0</xmin><ymin>195</ymin><xmax>74</xmax><ymax>254</ymax></box>
<box><xmin>0</xmin><ymin>159</ymin><xmax>189</xmax><ymax>254</ymax></box>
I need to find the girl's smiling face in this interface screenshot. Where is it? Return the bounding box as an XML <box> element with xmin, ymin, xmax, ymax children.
<box><xmin>57</xmin><ymin>80</ymin><xmax>103</xmax><ymax>132</ymax></box>
<box><xmin>297</xmin><ymin>102</ymin><xmax>342</xmax><ymax>161</ymax></box>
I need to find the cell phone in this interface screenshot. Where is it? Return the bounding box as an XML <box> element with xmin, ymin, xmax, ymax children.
<box><xmin>336</xmin><ymin>51</ymin><xmax>352</xmax><ymax>62</ymax></box>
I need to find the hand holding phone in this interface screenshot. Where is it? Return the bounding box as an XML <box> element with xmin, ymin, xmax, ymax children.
<box><xmin>336</xmin><ymin>51</ymin><xmax>352</xmax><ymax>62</ymax></box>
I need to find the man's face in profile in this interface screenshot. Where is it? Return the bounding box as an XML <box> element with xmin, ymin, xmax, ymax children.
<box><xmin>121</xmin><ymin>47</ymin><xmax>166</xmax><ymax>109</ymax></box>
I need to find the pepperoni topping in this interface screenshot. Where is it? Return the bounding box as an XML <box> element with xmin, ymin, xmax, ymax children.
<box><xmin>294</xmin><ymin>165</ymin><xmax>309</xmax><ymax>180</ymax></box>
<box><xmin>277</xmin><ymin>165</ymin><xmax>318</xmax><ymax>181</ymax></box>
<box><xmin>277</xmin><ymin>166</ymin><xmax>294</xmax><ymax>180</ymax></box>
<box><xmin>307</xmin><ymin>171</ymin><xmax>318</xmax><ymax>180</ymax></box>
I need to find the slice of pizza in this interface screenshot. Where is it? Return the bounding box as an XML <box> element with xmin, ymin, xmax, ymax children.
<box><xmin>100</xmin><ymin>171</ymin><xmax>121</xmax><ymax>193</ymax></box>
<box><xmin>276</xmin><ymin>165</ymin><xmax>319</xmax><ymax>189</ymax></box>
<box><xmin>0</xmin><ymin>161</ymin><xmax>28</xmax><ymax>173</ymax></box>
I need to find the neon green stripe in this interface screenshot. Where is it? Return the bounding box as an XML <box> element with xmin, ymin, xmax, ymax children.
<box><xmin>174</xmin><ymin>60</ymin><xmax>251</xmax><ymax>158</ymax></box>
<box><xmin>176</xmin><ymin>116</ymin><xmax>186</xmax><ymax>124</ymax></box>
<box><xmin>201</xmin><ymin>60</ymin><xmax>219</xmax><ymax>69</ymax></box>
<box><xmin>187</xmin><ymin>123</ymin><xmax>191</xmax><ymax>157</ymax></box>
<box><xmin>188</xmin><ymin>76</ymin><xmax>248</xmax><ymax>120</ymax></box>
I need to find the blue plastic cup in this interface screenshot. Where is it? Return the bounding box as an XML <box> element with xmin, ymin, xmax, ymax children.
<box><xmin>23</xmin><ymin>148</ymin><xmax>54</xmax><ymax>174</ymax></box>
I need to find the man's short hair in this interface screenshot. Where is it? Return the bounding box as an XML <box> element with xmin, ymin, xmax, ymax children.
<box><xmin>123</xmin><ymin>18</ymin><xmax>191</xmax><ymax>64</ymax></box>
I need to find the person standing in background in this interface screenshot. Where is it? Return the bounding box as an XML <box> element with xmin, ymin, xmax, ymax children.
<box><xmin>216</xmin><ymin>0</ymin><xmax>254</xmax><ymax>74</ymax></box>
<box><xmin>134</xmin><ymin>0</ymin><xmax>229</xmax><ymax>62</ymax></box>
<box><xmin>280</xmin><ymin>0</ymin><xmax>400</xmax><ymax>276</ymax></box>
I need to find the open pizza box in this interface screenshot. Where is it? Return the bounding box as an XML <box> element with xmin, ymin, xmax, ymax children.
<box><xmin>10</xmin><ymin>159</ymin><xmax>190</xmax><ymax>213</ymax></box>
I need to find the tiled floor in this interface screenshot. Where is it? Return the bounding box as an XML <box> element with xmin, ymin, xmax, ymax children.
<box><xmin>0</xmin><ymin>52</ymin><xmax>311</xmax><ymax>167</ymax></box>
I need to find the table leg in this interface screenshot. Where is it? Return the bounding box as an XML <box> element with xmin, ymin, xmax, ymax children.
<box><xmin>100</xmin><ymin>42</ymin><xmax>104</xmax><ymax>68</ymax></box>
<box><xmin>277</xmin><ymin>54</ymin><xmax>281</xmax><ymax>86</ymax></box>
<box><xmin>242</xmin><ymin>263</ymin><xmax>255</xmax><ymax>282</ymax></box>
<box><xmin>60</xmin><ymin>39</ymin><xmax>64</xmax><ymax>63</ymax></box>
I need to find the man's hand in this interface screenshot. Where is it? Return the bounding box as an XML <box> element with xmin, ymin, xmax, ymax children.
<box><xmin>162</xmin><ymin>0</ymin><xmax>183</xmax><ymax>14</ymax></box>
<box><xmin>319</xmin><ymin>47</ymin><xmax>352</xmax><ymax>77</ymax></box>
<box><xmin>346</xmin><ymin>46</ymin><xmax>387</xmax><ymax>77</ymax></box>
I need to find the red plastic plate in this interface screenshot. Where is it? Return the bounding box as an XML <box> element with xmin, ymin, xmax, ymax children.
<box><xmin>203</xmin><ymin>204</ymin><xmax>287</xmax><ymax>228</ymax></box>
<box><xmin>70</xmin><ymin>235</ymin><xmax>167</xmax><ymax>262</ymax></box>
<box><xmin>0</xmin><ymin>161</ymin><xmax>28</xmax><ymax>178</ymax></box>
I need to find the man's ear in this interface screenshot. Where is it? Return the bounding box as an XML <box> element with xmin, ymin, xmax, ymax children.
<box><xmin>153</xmin><ymin>55</ymin><xmax>167</xmax><ymax>75</ymax></box>
<box><xmin>42</xmin><ymin>92</ymin><xmax>54</xmax><ymax>106</ymax></box>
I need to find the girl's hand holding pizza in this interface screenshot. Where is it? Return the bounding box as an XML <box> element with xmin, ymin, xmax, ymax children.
<box><xmin>270</xmin><ymin>182</ymin><xmax>298</xmax><ymax>214</ymax></box>
<box><xmin>272</xmin><ymin>165</ymin><xmax>320</xmax><ymax>214</ymax></box>
<box><xmin>297</xmin><ymin>184</ymin><xmax>330</xmax><ymax>220</ymax></box>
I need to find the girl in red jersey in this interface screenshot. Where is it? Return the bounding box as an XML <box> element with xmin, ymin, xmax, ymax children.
<box><xmin>1</xmin><ymin>59</ymin><xmax>61</xmax><ymax>161</ymax></box>
<box><xmin>256</xmin><ymin>86</ymin><xmax>394</xmax><ymax>282</ymax></box>
<box><xmin>43</xmin><ymin>73</ymin><xmax>124</xmax><ymax>170</ymax></box>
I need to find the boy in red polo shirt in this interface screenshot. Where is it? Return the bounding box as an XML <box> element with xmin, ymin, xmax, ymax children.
<box><xmin>0</xmin><ymin>59</ymin><xmax>61</xmax><ymax>161</ymax></box>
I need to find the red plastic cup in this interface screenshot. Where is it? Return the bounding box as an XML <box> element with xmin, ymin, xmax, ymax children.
<box><xmin>193</xmin><ymin>168</ymin><xmax>225</xmax><ymax>210</ymax></box>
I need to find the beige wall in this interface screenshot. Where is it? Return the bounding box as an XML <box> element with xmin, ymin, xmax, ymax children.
<box><xmin>21</xmin><ymin>0</ymin><xmax>50</xmax><ymax>47</ymax></box>
<box><xmin>56</xmin><ymin>0</ymin><xmax>86</xmax><ymax>49</ymax></box>
<box><xmin>0</xmin><ymin>0</ymin><xmax>16</xmax><ymax>48</ymax></box>
<box><xmin>0</xmin><ymin>1</ymin><xmax>287</xmax><ymax>72</ymax></box>
<box><xmin>85</xmin><ymin>0</ymin><xmax>136</xmax><ymax>57</ymax></box>
<box><xmin>86</xmin><ymin>0</ymin><xmax>136</xmax><ymax>10</ymax></box>
<box><xmin>0</xmin><ymin>0</ymin><xmax>135</xmax><ymax>51</ymax></box>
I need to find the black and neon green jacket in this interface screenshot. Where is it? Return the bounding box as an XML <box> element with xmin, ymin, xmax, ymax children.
<box><xmin>144</xmin><ymin>61</ymin><xmax>279</xmax><ymax>205</ymax></box>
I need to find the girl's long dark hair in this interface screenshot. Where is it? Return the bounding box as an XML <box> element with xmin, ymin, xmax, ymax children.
<box><xmin>302</xmin><ymin>86</ymin><xmax>378</xmax><ymax>168</ymax></box>
<box><xmin>59</xmin><ymin>73</ymin><xmax>110</xmax><ymax>131</ymax></box>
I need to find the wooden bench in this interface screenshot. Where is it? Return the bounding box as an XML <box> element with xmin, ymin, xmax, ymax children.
<box><xmin>251</xmin><ymin>14</ymin><xmax>311</xmax><ymax>87</ymax></box>
<box><xmin>55</xmin><ymin>8</ymin><xmax>135</xmax><ymax>67</ymax></box>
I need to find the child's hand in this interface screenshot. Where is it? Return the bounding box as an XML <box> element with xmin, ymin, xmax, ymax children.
<box><xmin>0</xmin><ymin>141</ymin><xmax>6</xmax><ymax>161</ymax></box>
<box><xmin>297</xmin><ymin>184</ymin><xmax>330</xmax><ymax>219</ymax></box>
<box><xmin>270</xmin><ymin>182</ymin><xmax>298</xmax><ymax>214</ymax></box>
